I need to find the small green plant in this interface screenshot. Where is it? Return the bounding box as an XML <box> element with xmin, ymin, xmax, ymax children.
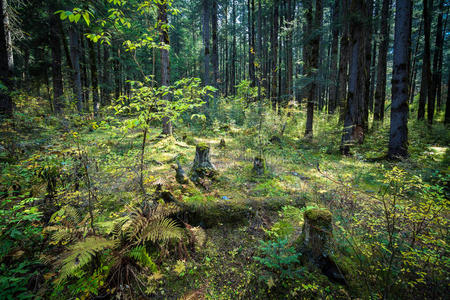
<box><xmin>253</xmin><ymin>239</ymin><xmax>303</xmax><ymax>281</ymax></box>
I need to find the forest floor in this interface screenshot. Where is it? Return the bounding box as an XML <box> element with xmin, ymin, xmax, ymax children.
<box><xmin>1</xmin><ymin>106</ymin><xmax>449</xmax><ymax>299</ymax></box>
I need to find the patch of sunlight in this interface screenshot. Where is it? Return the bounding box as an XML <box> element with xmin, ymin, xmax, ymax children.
<box><xmin>428</xmin><ymin>146</ymin><xmax>447</xmax><ymax>156</ymax></box>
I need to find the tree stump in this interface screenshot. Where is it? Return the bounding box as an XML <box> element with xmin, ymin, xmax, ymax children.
<box><xmin>172</xmin><ymin>161</ymin><xmax>189</xmax><ymax>184</ymax></box>
<box><xmin>302</xmin><ymin>208</ymin><xmax>333</xmax><ymax>263</ymax></box>
<box><xmin>190</xmin><ymin>143</ymin><xmax>216</xmax><ymax>183</ymax></box>
<box><xmin>218</xmin><ymin>138</ymin><xmax>226</xmax><ymax>149</ymax></box>
<box><xmin>252</xmin><ymin>156</ymin><xmax>265</xmax><ymax>175</ymax></box>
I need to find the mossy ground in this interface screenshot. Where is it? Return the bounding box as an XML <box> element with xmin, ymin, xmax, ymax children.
<box><xmin>3</xmin><ymin>106</ymin><xmax>448</xmax><ymax>299</ymax></box>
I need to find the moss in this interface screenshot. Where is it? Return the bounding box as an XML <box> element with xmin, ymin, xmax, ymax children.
<box><xmin>196</xmin><ymin>143</ymin><xmax>210</xmax><ymax>151</ymax></box>
<box><xmin>304</xmin><ymin>208</ymin><xmax>332</xmax><ymax>227</ymax></box>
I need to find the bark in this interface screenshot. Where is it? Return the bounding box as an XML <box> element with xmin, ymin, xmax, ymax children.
<box><xmin>428</xmin><ymin>0</ymin><xmax>444</xmax><ymax>123</ymax></box>
<box><xmin>445</xmin><ymin>72</ymin><xmax>450</xmax><ymax>124</ymax></box>
<box><xmin>388</xmin><ymin>0</ymin><xmax>411</xmax><ymax>159</ymax></box>
<box><xmin>285</xmin><ymin>0</ymin><xmax>294</xmax><ymax>102</ymax></box>
<box><xmin>211</xmin><ymin>0</ymin><xmax>219</xmax><ymax>88</ymax></box>
<box><xmin>409</xmin><ymin>20</ymin><xmax>422</xmax><ymax>104</ymax></box>
<box><xmin>190</xmin><ymin>143</ymin><xmax>216</xmax><ymax>183</ymax></box>
<box><xmin>101</xmin><ymin>45</ymin><xmax>111</xmax><ymax>105</ymax></box>
<box><xmin>88</xmin><ymin>40</ymin><xmax>99</xmax><ymax>116</ymax></box>
<box><xmin>373</xmin><ymin>0</ymin><xmax>391</xmax><ymax>122</ymax></box>
<box><xmin>337</xmin><ymin>0</ymin><xmax>349</xmax><ymax>122</ymax></box>
<box><xmin>0</xmin><ymin>0</ymin><xmax>12</xmax><ymax>117</ymax></box>
<box><xmin>270</xmin><ymin>0</ymin><xmax>279</xmax><ymax>110</ymax></box>
<box><xmin>328</xmin><ymin>0</ymin><xmax>340</xmax><ymax>114</ymax></box>
<box><xmin>436</xmin><ymin>11</ymin><xmax>447</xmax><ymax>110</ymax></box>
<box><xmin>340</xmin><ymin>0</ymin><xmax>367</xmax><ymax>154</ymax></box>
<box><xmin>305</xmin><ymin>0</ymin><xmax>322</xmax><ymax>137</ymax></box>
<box><xmin>158</xmin><ymin>3</ymin><xmax>172</xmax><ymax>135</ymax></box>
<box><xmin>417</xmin><ymin>0</ymin><xmax>432</xmax><ymax>121</ymax></box>
<box><xmin>248</xmin><ymin>0</ymin><xmax>256</xmax><ymax>86</ymax></box>
<box><xmin>231</xmin><ymin>0</ymin><xmax>236</xmax><ymax>95</ymax></box>
<box><xmin>368</xmin><ymin>0</ymin><xmax>380</xmax><ymax>113</ymax></box>
<box><xmin>363</xmin><ymin>0</ymin><xmax>373</xmax><ymax>130</ymax></box>
<box><xmin>68</xmin><ymin>24</ymin><xmax>83</xmax><ymax>113</ymax></box>
<box><xmin>49</xmin><ymin>12</ymin><xmax>64</xmax><ymax>114</ymax></box>
<box><xmin>202</xmin><ymin>0</ymin><xmax>210</xmax><ymax>86</ymax></box>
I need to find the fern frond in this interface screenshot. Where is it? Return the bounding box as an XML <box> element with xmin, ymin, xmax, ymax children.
<box><xmin>56</xmin><ymin>237</ymin><xmax>116</xmax><ymax>284</ymax></box>
<box><xmin>127</xmin><ymin>245</ymin><xmax>157</xmax><ymax>272</ymax></box>
<box><xmin>137</xmin><ymin>218</ymin><xmax>182</xmax><ymax>245</ymax></box>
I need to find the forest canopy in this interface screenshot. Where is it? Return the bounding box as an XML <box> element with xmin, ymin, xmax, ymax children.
<box><xmin>0</xmin><ymin>0</ymin><xmax>449</xmax><ymax>299</ymax></box>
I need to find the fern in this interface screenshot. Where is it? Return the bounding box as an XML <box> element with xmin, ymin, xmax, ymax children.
<box><xmin>127</xmin><ymin>246</ymin><xmax>157</xmax><ymax>272</ymax></box>
<box><xmin>56</xmin><ymin>237</ymin><xmax>116</xmax><ymax>284</ymax></box>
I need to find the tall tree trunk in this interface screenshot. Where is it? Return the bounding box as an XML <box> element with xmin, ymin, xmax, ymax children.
<box><xmin>436</xmin><ymin>10</ymin><xmax>447</xmax><ymax>111</ymax></box>
<box><xmin>428</xmin><ymin>0</ymin><xmax>444</xmax><ymax>123</ymax></box>
<box><xmin>202</xmin><ymin>0</ymin><xmax>210</xmax><ymax>86</ymax></box>
<box><xmin>368</xmin><ymin>0</ymin><xmax>380</xmax><ymax>113</ymax></box>
<box><xmin>248</xmin><ymin>0</ymin><xmax>256</xmax><ymax>86</ymax></box>
<box><xmin>49</xmin><ymin>12</ymin><xmax>64</xmax><ymax>114</ymax></box>
<box><xmin>68</xmin><ymin>25</ymin><xmax>83</xmax><ymax>113</ymax></box>
<box><xmin>158</xmin><ymin>2</ymin><xmax>172</xmax><ymax>135</ymax></box>
<box><xmin>211</xmin><ymin>0</ymin><xmax>219</xmax><ymax>89</ymax></box>
<box><xmin>444</xmin><ymin>70</ymin><xmax>450</xmax><ymax>124</ymax></box>
<box><xmin>417</xmin><ymin>0</ymin><xmax>432</xmax><ymax>120</ymax></box>
<box><xmin>88</xmin><ymin>40</ymin><xmax>99</xmax><ymax>116</ymax></box>
<box><xmin>101</xmin><ymin>45</ymin><xmax>111</xmax><ymax>105</ymax></box>
<box><xmin>373</xmin><ymin>0</ymin><xmax>391</xmax><ymax>122</ymax></box>
<box><xmin>270</xmin><ymin>0</ymin><xmax>279</xmax><ymax>110</ymax></box>
<box><xmin>231</xmin><ymin>0</ymin><xmax>236</xmax><ymax>95</ymax></box>
<box><xmin>285</xmin><ymin>0</ymin><xmax>294</xmax><ymax>103</ymax></box>
<box><xmin>340</xmin><ymin>0</ymin><xmax>367</xmax><ymax>154</ymax></box>
<box><xmin>80</xmin><ymin>34</ymin><xmax>89</xmax><ymax>111</ymax></box>
<box><xmin>409</xmin><ymin>20</ymin><xmax>422</xmax><ymax>104</ymax></box>
<box><xmin>305</xmin><ymin>0</ymin><xmax>322</xmax><ymax>137</ymax></box>
<box><xmin>388</xmin><ymin>0</ymin><xmax>411</xmax><ymax>159</ymax></box>
<box><xmin>114</xmin><ymin>45</ymin><xmax>121</xmax><ymax>100</ymax></box>
<box><xmin>328</xmin><ymin>0</ymin><xmax>340</xmax><ymax>114</ymax></box>
<box><xmin>363</xmin><ymin>0</ymin><xmax>373</xmax><ymax>130</ymax></box>
<box><xmin>0</xmin><ymin>0</ymin><xmax>12</xmax><ymax>117</ymax></box>
<box><xmin>225</xmin><ymin>2</ymin><xmax>229</xmax><ymax>96</ymax></box>
<box><xmin>337</xmin><ymin>0</ymin><xmax>349</xmax><ymax>122</ymax></box>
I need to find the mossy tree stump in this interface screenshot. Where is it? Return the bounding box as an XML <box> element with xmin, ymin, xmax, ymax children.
<box><xmin>301</xmin><ymin>208</ymin><xmax>333</xmax><ymax>261</ymax></box>
<box><xmin>252</xmin><ymin>156</ymin><xmax>265</xmax><ymax>175</ymax></box>
<box><xmin>190</xmin><ymin>143</ymin><xmax>216</xmax><ymax>183</ymax></box>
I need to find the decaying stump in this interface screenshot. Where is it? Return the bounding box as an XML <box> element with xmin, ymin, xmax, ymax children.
<box><xmin>190</xmin><ymin>143</ymin><xmax>216</xmax><ymax>183</ymax></box>
<box><xmin>218</xmin><ymin>138</ymin><xmax>226</xmax><ymax>149</ymax></box>
<box><xmin>302</xmin><ymin>208</ymin><xmax>333</xmax><ymax>259</ymax></box>
<box><xmin>172</xmin><ymin>161</ymin><xmax>189</xmax><ymax>184</ymax></box>
<box><xmin>252</xmin><ymin>156</ymin><xmax>265</xmax><ymax>175</ymax></box>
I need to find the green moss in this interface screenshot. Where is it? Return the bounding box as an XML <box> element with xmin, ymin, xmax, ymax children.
<box><xmin>196</xmin><ymin>143</ymin><xmax>209</xmax><ymax>151</ymax></box>
<box><xmin>304</xmin><ymin>208</ymin><xmax>332</xmax><ymax>227</ymax></box>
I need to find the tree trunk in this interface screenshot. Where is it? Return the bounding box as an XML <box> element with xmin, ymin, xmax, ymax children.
<box><xmin>231</xmin><ymin>0</ymin><xmax>236</xmax><ymax>95</ymax></box>
<box><xmin>88</xmin><ymin>40</ymin><xmax>99</xmax><ymax>116</ymax></box>
<box><xmin>80</xmin><ymin>34</ymin><xmax>89</xmax><ymax>111</ymax></box>
<box><xmin>373</xmin><ymin>0</ymin><xmax>391</xmax><ymax>122</ymax></box>
<box><xmin>337</xmin><ymin>0</ymin><xmax>349</xmax><ymax>122</ymax></box>
<box><xmin>305</xmin><ymin>0</ymin><xmax>322</xmax><ymax>137</ymax></box>
<box><xmin>211</xmin><ymin>0</ymin><xmax>219</xmax><ymax>89</ymax></box>
<box><xmin>0</xmin><ymin>0</ymin><xmax>12</xmax><ymax>117</ymax></box>
<box><xmin>270</xmin><ymin>0</ymin><xmax>279</xmax><ymax>110</ymax></box>
<box><xmin>340</xmin><ymin>0</ymin><xmax>367</xmax><ymax>155</ymax></box>
<box><xmin>190</xmin><ymin>143</ymin><xmax>216</xmax><ymax>183</ymax></box>
<box><xmin>285</xmin><ymin>0</ymin><xmax>294</xmax><ymax>103</ymax></box>
<box><xmin>158</xmin><ymin>3</ymin><xmax>172</xmax><ymax>135</ymax></box>
<box><xmin>388</xmin><ymin>0</ymin><xmax>411</xmax><ymax>159</ymax></box>
<box><xmin>368</xmin><ymin>0</ymin><xmax>380</xmax><ymax>113</ymax></box>
<box><xmin>328</xmin><ymin>0</ymin><xmax>340</xmax><ymax>114</ymax></box>
<box><xmin>49</xmin><ymin>12</ymin><xmax>64</xmax><ymax>114</ymax></box>
<box><xmin>101</xmin><ymin>45</ymin><xmax>111</xmax><ymax>105</ymax></box>
<box><xmin>417</xmin><ymin>0</ymin><xmax>432</xmax><ymax>121</ymax></box>
<box><xmin>363</xmin><ymin>0</ymin><xmax>373</xmax><ymax>131</ymax></box>
<box><xmin>409</xmin><ymin>20</ymin><xmax>423</xmax><ymax>104</ymax></box>
<box><xmin>248</xmin><ymin>0</ymin><xmax>256</xmax><ymax>86</ymax></box>
<box><xmin>428</xmin><ymin>0</ymin><xmax>444</xmax><ymax>124</ymax></box>
<box><xmin>68</xmin><ymin>24</ymin><xmax>83</xmax><ymax>113</ymax></box>
<box><xmin>444</xmin><ymin>72</ymin><xmax>450</xmax><ymax>124</ymax></box>
<box><xmin>436</xmin><ymin>11</ymin><xmax>447</xmax><ymax>111</ymax></box>
<box><xmin>202</xmin><ymin>0</ymin><xmax>210</xmax><ymax>86</ymax></box>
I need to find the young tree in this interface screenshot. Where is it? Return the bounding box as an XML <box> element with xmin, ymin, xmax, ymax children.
<box><xmin>388</xmin><ymin>0</ymin><xmax>411</xmax><ymax>159</ymax></box>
